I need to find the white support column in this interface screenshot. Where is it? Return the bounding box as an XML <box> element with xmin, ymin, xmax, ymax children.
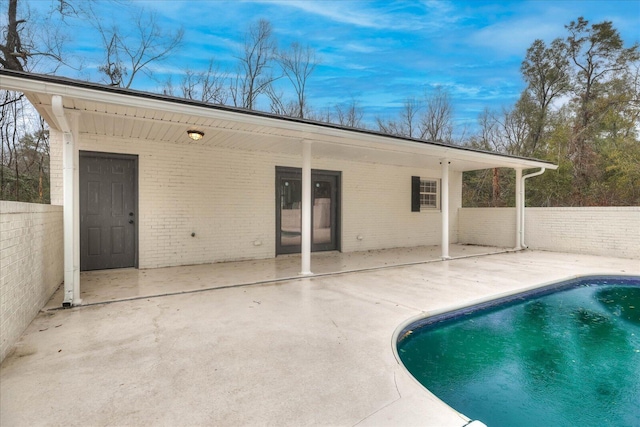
<box><xmin>300</xmin><ymin>140</ymin><xmax>312</xmax><ymax>275</ymax></box>
<box><xmin>515</xmin><ymin>168</ymin><xmax>523</xmax><ymax>250</ymax></box>
<box><xmin>54</xmin><ymin>95</ymin><xmax>81</xmax><ymax>307</ymax></box>
<box><xmin>62</xmin><ymin>130</ymin><xmax>74</xmax><ymax>306</ymax></box>
<box><xmin>71</xmin><ymin>114</ymin><xmax>81</xmax><ymax>306</ymax></box>
<box><xmin>441</xmin><ymin>159</ymin><xmax>450</xmax><ymax>260</ymax></box>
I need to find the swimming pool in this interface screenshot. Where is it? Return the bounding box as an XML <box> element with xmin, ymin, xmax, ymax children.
<box><xmin>396</xmin><ymin>275</ymin><xmax>640</xmax><ymax>427</ymax></box>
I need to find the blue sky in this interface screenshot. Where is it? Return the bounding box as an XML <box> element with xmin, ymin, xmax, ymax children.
<box><xmin>25</xmin><ymin>0</ymin><xmax>640</xmax><ymax>136</ymax></box>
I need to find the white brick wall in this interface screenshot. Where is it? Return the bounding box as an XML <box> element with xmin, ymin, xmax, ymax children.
<box><xmin>459</xmin><ymin>207</ymin><xmax>640</xmax><ymax>259</ymax></box>
<box><xmin>340</xmin><ymin>161</ymin><xmax>461</xmax><ymax>252</ymax></box>
<box><xmin>524</xmin><ymin>207</ymin><xmax>640</xmax><ymax>259</ymax></box>
<box><xmin>458</xmin><ymin>208</ymin><xmax>517</xmax><ymax>248</ymax></box>
<box><xmin>49</xmin><ymin>130</ymin><xmax>63</xmax><ymax>206</ymax></box>
<box><xmin>0</xmin><ymin>201</ymin><xmax>64</xmax><ymax>363</ymax></box>
<box><xmin>50</xmin><ymin>131</ymin><xmax>461</xmax><ymax>268</ymax></box>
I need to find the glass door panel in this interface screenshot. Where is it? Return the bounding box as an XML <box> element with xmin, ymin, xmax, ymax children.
<box><xmin>313</xmin><ymin>180</ymin><xmax>332</xmax><ymax>245</ymax></box>
<box><xmin>279</xmin><ymin>178</ymin><xmax>302</xmax><ymax>248</ymax></box>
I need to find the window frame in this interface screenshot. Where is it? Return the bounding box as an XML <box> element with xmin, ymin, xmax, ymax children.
<box><xmin>419</xmin><ymin>178</ymin><xmax>440</xmax><ymax>211</ymax></box>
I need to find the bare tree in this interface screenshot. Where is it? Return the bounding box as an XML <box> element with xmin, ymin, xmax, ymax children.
<box><xmin>277</xmin><ymin>42</ymin><xmax>319</xmax><ymax>118</ymax></box>
<box><xmin>376</xmin><ymin>116</ymin><xmax>404</xmax><ymax>136</ymax></box>
<box><xmin>0</xmin><ymin>0</ymin><xmax>27</xmax><ymax>70</ymax></box>
<box><xmin>230</xmin><ymin>19</ymin><xmax>278</xmax><ymax>109</ymax></box>
<box><xmin>377</xmin><ymin>89</ymin><xmax>454</xmax><ymax>142</ymax></box>
<box><xmin>306</xmin><ymin>107</ymin><xmax>332</xmax><ymax>123</ymax></box>
<box><xmin>0</xmin><ymin>0</ymin><xmax>70</xmax><ymax>202</ymax></box>
<box><xmin>94</xmin><ymin>7</ymin><xmax>184</xmax><ymax>88</ymax></box>
<box><xmin>264</xmin><ymin>84</ymin><xmax>298</xmax><ymax>116</ymax></box>
<box><xmin>420</xmin><ymin>86</ymin><xmax>453</xmax><ymax>142</ymax></box>
<box><xmin>334</xmin><ymin>98</ymin><xmax>364</xmax><ymax>128</ymax></box>
<box><xmin>376</xmin><ymin>97</ymin><xmax>421</xmax><ymax>137</ymax></box>
<box><xmin>178</xmin><ymin>60</ymin><xmax>228</xmax><ymax>104</ymax></box>
<box><xmin>1</xmin><ymin>90</ymin><xmax>50</xmax><ymax>202</ymax></box>
<box><xmin>0</xmin><ymin>0</ymin><xmax>74</xmax><ymax>72</ymax></box>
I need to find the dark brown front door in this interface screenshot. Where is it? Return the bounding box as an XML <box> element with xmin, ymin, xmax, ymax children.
<box><xmin>276</xmin><ymin>167</ymin><xmax>340</xmax><ymax>255</ymax></box>
<box><xmin>80</xmin><ymin>152</ymin><xmax>137</xmax><ymax>271</ymax></box>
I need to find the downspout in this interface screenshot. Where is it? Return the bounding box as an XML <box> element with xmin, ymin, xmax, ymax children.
<box><xmin>52</xmin><ymin>95</ymin><xmax>78</xmax><ymax>306</ymax></box>
<box><xmin>441</xmin><ymin>159</ymin><xmax>450</xmax><ymax>260</ymax></box>
<box><xmin>520</xmin><ymin>168</ymin><xmax>546</xmax><ymax>249</ymax></box>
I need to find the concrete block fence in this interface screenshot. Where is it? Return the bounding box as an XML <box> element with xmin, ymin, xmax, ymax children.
<box><xmin>459</xmin><ymin>206</ymin><xmax>640</xmax><ymax>259</ymax></box>
<box><xmin>1</xmin><ymin>202</ymin><xmax>638</xmax><ymax>363</ymax></box>
<box><xmin>1</xmin><ymin>201</ymin><xmax>63</xmax><ymax>363</ymax></box>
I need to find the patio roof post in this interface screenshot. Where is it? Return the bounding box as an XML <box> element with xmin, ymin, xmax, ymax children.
<box><xmin>53</xmin><ymin>95</ymin><xmax>81</xmax><ymax>306</ymax></box>
<box><xmin>515</xmin><ymin>168</ymin><xmax>523</xmax><ymax>250</ymax></box>
<box><xmin>300</xmin><ymin>140</ymin><xmax>313</xmax><ymax>275</ymax></box>
<box><xmin>71</xmin><ymin>113</ymin><xmax>81</xmax><ymax>306</ymax></box>
<box><xmin>441</xmin><ymin>159</ymin><xmax>451</xmax><ymax>260</ymax></box>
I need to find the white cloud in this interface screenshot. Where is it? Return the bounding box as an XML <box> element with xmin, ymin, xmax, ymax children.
<box><xmin>467</xmin><ymin>17</ymin><xmax>560</xmax><ymax>57</ymax></box>
<box><xmin>248</xmin><ymin>0</ymin><xmax>430</xmax><ymax>31</ymax></box>
<box><xmin>343</xmin><ymin>42</ymin><xmax>379</xmax><ymax>54</ymax></box>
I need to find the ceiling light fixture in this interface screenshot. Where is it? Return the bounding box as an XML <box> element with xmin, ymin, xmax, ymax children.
<box><xmin>187</xmin><ymin>130</ymin><xmax>204</xmax><ymax>141</ymax></box>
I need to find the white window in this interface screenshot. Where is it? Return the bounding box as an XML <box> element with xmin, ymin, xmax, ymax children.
<box><xmin>420</xmin><ymin>179</ymin><xmax>439</xmax><ymax>210</ymax></box>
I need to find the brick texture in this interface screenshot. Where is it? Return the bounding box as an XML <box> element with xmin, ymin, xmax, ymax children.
<box><xmin>50</xmin><ymin>130</ymin><xmax>461</xmax><ymax>268</ymax></box>
<box><xmin>0</xmin><ymin>201</ymin><xmax>63</xmax><ymax>363</ymax></box>
<box><xmin>458</xmin><ymin>207</ymin><xmax>640</xmax><ymax>259</ymax></box>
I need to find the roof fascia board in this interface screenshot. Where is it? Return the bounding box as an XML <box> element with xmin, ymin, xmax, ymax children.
<box><xmin>1</xmin><ymin>72</ymin><xmax>556</xmax><ymax>170</ymax></box>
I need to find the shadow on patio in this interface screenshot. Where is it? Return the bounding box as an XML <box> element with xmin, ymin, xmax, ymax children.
<box><xmin>46</xmin><ymin>244</ymin><xmax>510</xmax><ymax>308</ymax></box>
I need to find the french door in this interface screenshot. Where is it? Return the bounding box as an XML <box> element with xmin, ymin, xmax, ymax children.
<box><xmin>276</xmin><ymin>167</ymin><xmax>340</xmax><ymax>255</ymax></box>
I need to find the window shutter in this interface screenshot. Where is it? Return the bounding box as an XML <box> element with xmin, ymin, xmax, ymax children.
<box><xmin>411</xmin><ymin>176</ymin><xmax>420</xmax><ymax>212</ymax></box>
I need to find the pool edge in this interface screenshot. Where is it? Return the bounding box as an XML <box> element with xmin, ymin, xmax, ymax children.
<box><xmin>390</xmin><ymin>272</ymin><xmax>640</xmax><ymax>427</ymax></box>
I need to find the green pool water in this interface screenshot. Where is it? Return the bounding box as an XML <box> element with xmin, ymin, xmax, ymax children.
<box><xmin>397</xmin><ymin>277</ymin><xmax>640</xmax><ymax>427</ymax></box>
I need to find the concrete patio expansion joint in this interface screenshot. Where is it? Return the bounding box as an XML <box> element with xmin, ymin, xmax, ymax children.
<box><xmin>351</xmin><ymin>372</ymin><xmax>403</xmax><ymax>426</ymax></box>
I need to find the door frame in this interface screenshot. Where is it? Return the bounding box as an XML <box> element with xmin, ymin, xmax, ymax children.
<box><xmin>79</xmin><ymin>151</ymin><xmax>139</xmax><ymax>270</ymax></box>
<box><xmin>275</xmin><ymin>166</ymin><xmax>341</xmax><ymax>255</ymax></box>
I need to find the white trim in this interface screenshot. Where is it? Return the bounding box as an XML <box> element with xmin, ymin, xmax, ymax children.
<box><xmin>441</xmin><ymin>159</ymin><xmax>450</xmax><ymax>260</ymax></box>
<box><xmin>0</xmin><ymin>73</ymin><xmax>557</xmax><ymax>171</ymax></box>
<box><xmin>515</xmin><ymin>168</ymin><xmax>523</xmax><ymax>250</ymax></box>
<box><xmin>53</xmin><ymin>95</ymin><xmax>81</xmax><ymax>307</ymax></box>
<box><xmin>300</xmin><ymin>141</ymin><xmax>312</xmax><ymax>275</ymax></box>
<box><xmin>418</xmin><ymin>178</ymin><xmax>440</xmax><ymax>211</ymax></box>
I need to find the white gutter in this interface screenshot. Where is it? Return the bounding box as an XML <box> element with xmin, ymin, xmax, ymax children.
<box><xmin>52</xmin><ymin>95</ymin><xmax>80</xmax><ymax>306</ymax></box>
<box><xmin>520</xmin><ymin>168</ymin><xmax>546</xmax><ymax>248</ymax></box>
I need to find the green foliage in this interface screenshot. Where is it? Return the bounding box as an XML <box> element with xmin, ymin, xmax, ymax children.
<box><xmin>464</xmin><ymin>17</ymin><xmax>640</xmax><ymax>207</ymax></box>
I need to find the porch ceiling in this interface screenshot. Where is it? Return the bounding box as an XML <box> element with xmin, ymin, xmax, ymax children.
<box><xmin>2</xmin><ymin>70</ymin><xmax>556</xmax><ymax>172</ymax></box>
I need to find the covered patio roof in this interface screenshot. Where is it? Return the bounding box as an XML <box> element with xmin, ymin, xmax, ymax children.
<box><xmin>0</xmin><ymin>69</ymin><xmax>555</xmax><ymax>172</ymax></box>
<box><xmin>1</xmin><ymin>70</ymin><xmax>558</xmax><ymax>306</ymax></box>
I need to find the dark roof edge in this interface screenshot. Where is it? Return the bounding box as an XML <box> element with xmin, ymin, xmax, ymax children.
<box><xmin>0</xmin><ymin>69</ymin><xmax>555</xmax><ymax>167</ymax></box>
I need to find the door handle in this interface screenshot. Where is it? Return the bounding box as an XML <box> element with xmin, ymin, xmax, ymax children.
<box><xmin>129</xmin><ymin>219</ymin><xmax>134</xmax><ymax>224</ymax></box>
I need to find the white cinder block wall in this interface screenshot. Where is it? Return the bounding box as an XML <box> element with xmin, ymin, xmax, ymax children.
<box><xmin>458</xmin><ymin>207</ymin><xmax>640</xmax><ymax>259</ymax></box>
<box><xmin>0</xmin><ymin>201</ymin><xmax>64</xmax><ymax>363</ymax></box>
<box><xmin>458</xmin><ymin>208</ymin><xmax>517</xmax><ymax>248</ymax></box>
<box><xmin>50</xmin><ymin>130</ymin><xmax>461</xmax><ymax>268</ymax></box>
<box><xmin>524</xmin><ymin>207</ymin><xmax>640</xmax><ymax>259</ymax></box>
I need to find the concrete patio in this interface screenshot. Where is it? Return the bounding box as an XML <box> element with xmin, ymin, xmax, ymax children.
<box><xmin>2</xmin><ymin>249</ymin><xmax>639</xmax><ymax>426</ymax></box>
<box><xmin>47</xmin><ymin>244</ymin><xmax>510</xmax><ymax>308</ymax></box>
